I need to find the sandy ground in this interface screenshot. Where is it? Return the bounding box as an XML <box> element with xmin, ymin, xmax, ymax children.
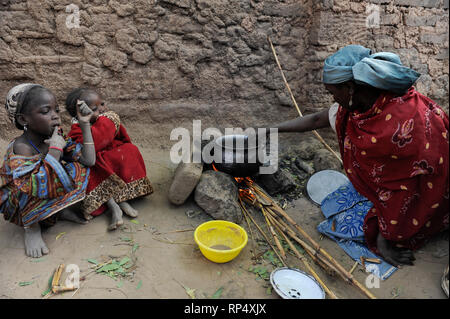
<box><xmin>0</xmin><ymin>136</ymin><xmax>448</xmax><ymax>300</ymax></box>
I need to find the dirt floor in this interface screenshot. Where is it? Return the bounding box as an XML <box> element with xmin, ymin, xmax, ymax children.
<box><xmin>0</xmin><ymin>131</ymin><xmax>448</xmax><ymax>300</ymax></box>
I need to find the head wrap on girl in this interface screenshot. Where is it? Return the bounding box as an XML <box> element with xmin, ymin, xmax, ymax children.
<box><xmin>4</xmin><ymin>83</ymin><xmax>43</xmax><ymax>129</ymax></box>
<box><xmin>322</xmin><ymin>45</ymin><xmax>421</xmax><ymax>94</ymax></box>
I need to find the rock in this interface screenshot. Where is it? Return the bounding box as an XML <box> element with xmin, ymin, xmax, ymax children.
<box><xmin>313</xmin><ymin>149</ymin><xmax>342</xmax><ymax>172</ymax></box>
<box><xmin>80</xmin><ymin>63</ymin><xmax>103</xmax><ymax>86</ymax></box>
<box><xmin>290</xmin><ymin>137</ymin><xmax>324</xmax><ymax>160</ymax></box>
<box><xmin>131</xmin><ymin>43</ymin><xmax>153</xmax><ymax>64</ymax></box>
<box><xmin>115</xmin><ymin>28</ymin><xmax>139</xmax><ymax>54</ymax></box>
<box><xmin>194</xmin><ymin>170</ymin><xmax>242</xmax><ymax>223</ymax></box>
<box><xmin>169</xmin><ymin>161</ymin><xmax>204</xmax><ymax>205</ymax></box>
<box><xmin>153</xmin><ymin>39</ymin><xmax>177</xmax><ymax>60</ymax></box>
<box><xmin>102</xmin><ymin>49</ymin><xmax>128</xmax><ymax>72</ymax></box>
<box><xmin>295</xmin><ymin>159</ymin><xmax>315</xmax><ymax>175</ymax></box>
<box><xmin>255</xmin><ymin>168</ymin><xmax>297</xmax><ymax>196</ymax></box>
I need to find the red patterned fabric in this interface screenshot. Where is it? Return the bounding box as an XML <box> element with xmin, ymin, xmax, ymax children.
<box><xmin>68</xmin><ymin>112</ymin><xmax>152</xmax><ymax>216</ymax></box>
<box><xmin>335</xmin><ymin>87</ymin><xmax>449</xmax><ymax>253</ymax></box>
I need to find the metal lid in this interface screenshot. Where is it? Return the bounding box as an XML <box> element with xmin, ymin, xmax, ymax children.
<box><xmin>306</xmin><ymin>169</ymin><xmax>350</xmax><ymax>205</ymax></box>
<box><xmin>270</xmin><ymin>267</ymin><xmax>325</xmax><ymax>299</ymax></box>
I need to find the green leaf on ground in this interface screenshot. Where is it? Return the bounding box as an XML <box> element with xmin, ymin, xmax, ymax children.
<box><xmin>136</xmin><ymin>280</ymin><xmax>142</xmax><ymax>290</ymax></box>
<box><xmin>30</xmin><ymin>257</ymin><xmax>46</xmax><ymax>263</ymax></box>
<box><xmin>132</xmin><ymin>243</ymin><xmax>139</xmax><ymax>253</ymax></box>
<box><xmin>97</xmin><ymin>263</ymin><xmax>120</xmax><ymax>273</ymax></box>
<box><xmin>55</xmin><ymin>232</ymin><xmax>66</xmax><ymax>240</ymax></box>
<box><xmin>130</xmin><ymin>220</ymin><xmax>139</xmax><ymax>225</ymax></box>
<box><xmin>116</xmin><ymin>280</ymin><xmax>124</xmax><ymax>288</ymax></box>
<box><xmin>19</xmin><ymin>281</ymin><xmax>34</xmax><ymax>286</ymax></box>
<box><xmin>211</xmin><ymin>287</ymin><xmax>224</xmax><ymax>299</ymax></box>
<box><xmin>120</xmin><ymin>237</ymin><xmax>132</xmax><ymax>242</ymax></box>
<box><xmin>119</xmin><ymin>257</ymin><xmax>130</xmax><ymax>266</ymax></box>
<box><xmin>87</xmin><ymin>259</ymin><xmax>99</xmax><ymax>265</ymax></box>
<box><xmin>42</xmin><ymin>274</ymin><xmax>54</xmax><ymax>296</ymax></box>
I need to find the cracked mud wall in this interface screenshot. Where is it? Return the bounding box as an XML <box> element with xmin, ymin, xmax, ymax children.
<box><xmin>0</xmin><ymin>0</ymin><xmax>448</xmax><ymax>145</ymax></box>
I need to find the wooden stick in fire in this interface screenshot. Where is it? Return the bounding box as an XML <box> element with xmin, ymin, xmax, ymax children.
<box><xmin>265</xmin><ymin>207</ymin><xmax>344</xmax><ymax>280</ymax></box>
<box><xmin>261</xmin><ymin>206</ymin><xmax>286</xmax><ymax>260</ymax></box>
<box><xmin>238</xmin><ymin>199</ymin><xmax>287</xmax><ymax>267</ymax></box>
<box><xmin>250</xmin><ymin>182</ymin><xmax>376</xmax><ymax>299</ymax></box>
<box><xmin>267</xmin><ymin>36</ymin><xmax>343</xmax><ymax>165</ymax></box>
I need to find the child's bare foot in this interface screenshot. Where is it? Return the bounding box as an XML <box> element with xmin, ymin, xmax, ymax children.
<box><xmin>24</xmin><ymin>223</ymin><xmax>49</xmax><ymax>258</ymax></box>
<box><xmin>119</xmin><ymin>201</ymin><xmax>138</xmax><ymax>218</ymax></box>
<box><xmin>376</xmin><ymin>232</ymin><xmax>415</xmax><ymax>266</ymax></box>
<box><xmin>106</xmin><ymin>198</ymin><xmax>123</xmax><ymax>231</ymax></box>
<box><xmin>58</xmin><ymin>208</ymin><xmax>89</xmax><ymax>224</ymax></box>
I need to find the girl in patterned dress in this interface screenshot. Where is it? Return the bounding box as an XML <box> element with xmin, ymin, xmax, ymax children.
<box><xmin>0</xmin><ymin>84</ymin><xmax>96</xmax><ymax>258</ymax></box>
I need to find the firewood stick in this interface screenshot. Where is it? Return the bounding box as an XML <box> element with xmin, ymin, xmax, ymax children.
<box><xmin>349</xmin><ymin>261</ymin><xmax>359</xmax><ymax>274</ymax></box>
<box><xmin>239</xmin><ymin>200</ymin><xmax>287</xmax><ymax>267</ymax></box>
<box><xmin>266</xmin><ymin>209</ymin><xmax>343</xmax><ymax>279</ymax></box>
<box><xmin>267</xmin><ymin>36</ymin><xmax>342</xmax><ymax>165</ymax></box>
<box><xmin>270</xmin><ymin>204</ymin><xmax>376</xmax><ymax>298</ymax></box>
<box><xmin>51</xmin><ymin>264</ymin><xmax>65</xmax><ymax>293</ymax></box>
<box><xmin>253</xmin><ymin>186</ymin><xmax>376</xmax><ymax>299</ymax></box>
<box><xmin>261</xmin><ymin>207</ymin><xmax>286</xmax><ymax>260</ymax></box>
<box><xmin>52</xmin><ymin>285</ymin><xmax>77</xmax><ymax>293</ymax></box>
<box><xmin>270</xmin><ymin>216</ymin><xmax>338</xmax><ymax>299</ymax></box>
<box><xmin>241</xmin><ymin>206</ymin><xmax>257</xmax><ymax>259</ymax></box>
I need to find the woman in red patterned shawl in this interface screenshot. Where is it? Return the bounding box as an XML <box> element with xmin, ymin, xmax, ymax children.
<box><xmin>65</xmin><ymin>88</ymin><xmax>153</xmax><ymax>231</ymax></box>
<box><xmin>270</xmin><ymin>45</ymin><xmax>449</xmax><ymax>267</ymax></box>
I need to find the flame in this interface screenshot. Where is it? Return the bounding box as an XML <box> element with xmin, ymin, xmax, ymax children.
<box><xmin>211</xmin><ymin>163</ymin><xmax>256</xmax><ymax>202</ymax></box>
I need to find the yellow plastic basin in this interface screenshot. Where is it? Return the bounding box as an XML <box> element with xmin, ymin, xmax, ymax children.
<box><xmin>194</xmin><ymin>220</ymin><xmax>248</xmax><ymax>263</ymax></box>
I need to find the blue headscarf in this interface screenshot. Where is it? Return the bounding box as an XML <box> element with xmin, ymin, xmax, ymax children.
<box><xmin>322</xmin><ymin>45</ymin><xmax>421</xmax><ymax>94</ymax></box>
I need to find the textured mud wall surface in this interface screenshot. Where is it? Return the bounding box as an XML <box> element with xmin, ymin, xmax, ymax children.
<box><xmin>0</xmin><ymin>0</ymin><xmax>448</xmax><ymax>144</ymax></box>
<box><xmin>309</xmin><ymin>0</ymin><xmax>449</xmax><ymax>111</ymax></box>
<box><xmin>0</xmin><ymin>0</ymin><xmax>311</xmax><ymax>142</ymax></box>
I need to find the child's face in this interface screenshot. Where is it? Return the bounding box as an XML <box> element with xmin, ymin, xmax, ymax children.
<box><xmin>23</xmin><ymin>90</ymin><xmax>61</xmax><ymax>137</ymax></box>
<box><xmin>83</xmin><ymin>92</ymin><xmax>107</xmax><ymax>124</ymax></box>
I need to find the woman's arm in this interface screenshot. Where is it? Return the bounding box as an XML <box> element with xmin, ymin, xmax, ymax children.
<box><xmin>274</xmin><ymin>109</ymin><xmax>331</xmax><ymax>133</ymax></box>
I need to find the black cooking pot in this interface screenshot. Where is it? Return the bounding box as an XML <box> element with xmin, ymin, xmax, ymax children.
<box><xmin>211</xmin><ymin>134</ymin><xmax>265</xmax><ymax>177</ymax></box>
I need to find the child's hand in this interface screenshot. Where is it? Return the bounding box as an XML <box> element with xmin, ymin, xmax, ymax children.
<box><xmin>76</xmin><ymin>100</ymin><xmax>94</xmax><ymax>124</ymax></box>
<box><xmin>44</xmin><ymin>126</ymin><xmax>67</xmax><ymax>150</ymax></box>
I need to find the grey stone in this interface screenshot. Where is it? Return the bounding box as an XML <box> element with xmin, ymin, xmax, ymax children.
<box><xmin>255</xmin><ymin>168</ymin><xmax>297</xmax><ymax>196</ymax></box>
<box><xmin>169</xmin><ymin>161</ymin><xmax>203</xmax><ymax>205</ymax></box>
<box><xmin>194</xmin><ymin>170</ymin><xmax>242</xmax><ymax>223</ymax></box>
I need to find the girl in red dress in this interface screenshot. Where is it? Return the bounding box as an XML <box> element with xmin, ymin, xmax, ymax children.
<box><xmin>65</xmin><ymin>88</ymin><xmax>153</xmax><ymax>230</ymax></box>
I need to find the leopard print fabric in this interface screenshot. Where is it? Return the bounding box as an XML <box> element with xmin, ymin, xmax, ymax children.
<box><xmin>81</xmin><ymin>176</ymin><xmax>153</xmax><ymax>218</ymax></box>
<box><xmin>100</xmin><ymin>111</ymin><xmax>121</xmax><ymax>132</ymax></box>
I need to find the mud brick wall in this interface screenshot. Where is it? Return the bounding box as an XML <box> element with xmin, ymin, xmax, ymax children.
<box><xmin>308</xmin><ymin>0</ymin><xmax>449</xmax><ymax>112</ymax></box>
<box><xmin>0</xmin><ymin>0</ymin><xmax>448</xmax><ymax>141</ymax></box>
<box><xmin>0</xmin><ymin>0</ymin><xmax>313</xmax><ymax>130</ymax></box>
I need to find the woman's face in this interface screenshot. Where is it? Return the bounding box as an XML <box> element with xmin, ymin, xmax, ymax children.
<box><xmin>22</xmin><ymin>90</ymin><xmax>61</xmax><ymax>137</ymax></box>
<box><xmin>324</xmin><ymin>83</ymin><xmax>357</xmax><ymax>111</ymax></box>
<box><xmin>82</xmin><ymin>91</ymin><xmax>107</xmax><ymax>124</ymax></box>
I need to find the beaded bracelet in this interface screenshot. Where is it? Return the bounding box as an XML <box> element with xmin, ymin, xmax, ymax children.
<box><xmin>49</xmin><ymin>146</ymin><xmax>64</xmax><ymax>153</ymax></box>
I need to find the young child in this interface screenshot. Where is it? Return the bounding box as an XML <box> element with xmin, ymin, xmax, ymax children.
<box><xmin>65</xmin><ymin>88</ymin><xmax>153</xmax><ymax>230</ymax></box>
<box><xmin>0</xmin><ymin>84</ymin><xmax>96</xmax><ymax>258</ymax></box>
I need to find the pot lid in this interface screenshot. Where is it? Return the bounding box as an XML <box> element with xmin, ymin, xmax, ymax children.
<box><xmin>270</xmin><ymin>267</ymin><xmax>325</xmax><ymax>299</ymax></box>
<box><xmin>306</xmin><ymin>170</ymin><xmax>350</xmax><ymax>205</ymax></box>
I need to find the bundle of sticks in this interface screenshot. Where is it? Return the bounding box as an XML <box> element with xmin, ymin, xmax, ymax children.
<box><xmin>237</xmin><ymin>178</ymin><xmax>376</xmax><ymax>299</ymax></box>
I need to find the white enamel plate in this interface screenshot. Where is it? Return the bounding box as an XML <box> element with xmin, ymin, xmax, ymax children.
<box><xmin>306</xmin><ymin>169</ymin><xmax>350</xmax><ymax>205</ymax></box>
<box><xmin>270</xmin><ymin>267</ymin><xmax>325</xmax><ymax>299</ymax></box>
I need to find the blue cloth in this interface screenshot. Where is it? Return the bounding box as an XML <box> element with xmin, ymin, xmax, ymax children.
<box><xmin>317</xmin><ymin>181</ymin><xmax>397</xmax><ymax>280</ymax></box>
<box><xmin>322</xmin><ymin>45</ymin><xmax>420</xmax><ymax>94</ymax></box>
